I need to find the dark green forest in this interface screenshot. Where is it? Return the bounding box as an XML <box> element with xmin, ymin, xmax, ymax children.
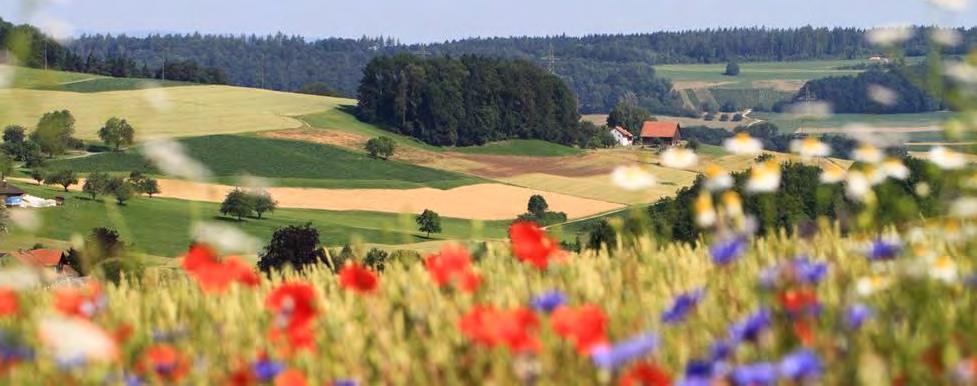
<box><xmin>356</xmin><ymin>54</ymin><xmax>582</xmax><ymax>146</ymax></box>
<box><xmin>64</xmin><ymin>26</ymin><xmax>977</xmax><ymax>114</ymax></box>
<box><xmin>790</xmin><ymin>65</ymin><xmax>946</xmax><ymax>113</ymax></box>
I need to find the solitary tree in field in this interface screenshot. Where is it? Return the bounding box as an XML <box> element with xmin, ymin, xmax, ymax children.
<box><xmin>106</xmin><ymin>177</ymin><xmax>135</xmax><ymax>205</ymax></box>
<box><xmin>45</xmin><ymin>169</ymin><xmax>79</xmax><ymax>192</ymax></box>
<box><xmin>257</xmin><ymin>223</ymin><xmax>328</xmax><ymax>273</ymax></box>
<box><xmin>98</xmin><ymin>117</ymin><xmax>136</xmax><ymax>151</ymax></box>
<box><xmin>220</xmin><ymin>188</ymin><xmax>254</xmax><ymax>221</ymax></box>
<box><xmin>30</xmin><ymin>168</ymin><xmax>45</xmax><ymax>185</ymax></box>
<box><xmin>416</xmin><ymin>209</ymin><xmax>442</xmax><ymax>238</ymax></box>
<box><xmin>31</xmin><ymin>110</ymin><xmax>76</xmax><ymax>157</ymax></box>
<box><xmin>83</xmin><ymin>172</ymin><xmax>112</xmax><ymax>200</ymax></box>
<box><xmin>527</xmin><ymin>195</ymin><xmax>550</xmax><ymax>218</ymax></box>
<box><xmin>365</xmin><ymin>136</ymin><xmax>396</xmax><ymax>160</ymax></box>
<box><xmin>724</xmin><ymin>62</ymin><xmax>741</xmax><ymax>76</ymax></box>
<box><xmin>249</xmin><ymin>190</ymin><xmax>278</xmax><ymax>219</ymax></box>
<box><xmin>128</xmin><ymin>172</ymin><xmax>161</xmax><ymax>198</ymax></box>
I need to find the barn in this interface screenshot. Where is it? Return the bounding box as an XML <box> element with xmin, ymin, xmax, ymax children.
<box><xmin>639</xmin><ymin>121</ymin><xmax>681</xmax><ymax>146</ymax></box>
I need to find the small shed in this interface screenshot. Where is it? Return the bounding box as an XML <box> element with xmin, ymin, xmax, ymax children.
<box><xmin>639</xmin><ymin>121</ymin><xmax>681</xmax><ymax>146</ymax></box>
<box><xmin>0</xmin><ymin>181</ymin><xmax>25</xmax><ymax>206</ymax></box>
<box><xmin>609</xmin><ymin>126</ymin><xmax>634</xmax><ymax>146</ymax></box>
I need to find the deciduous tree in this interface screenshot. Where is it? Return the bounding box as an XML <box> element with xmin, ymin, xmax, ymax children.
<box><xmin>98</xmin><ymin>117</ymin><xmax>136</xmax><ymax>151</ymax></box>
<box><xmin>416</xmin><ymin>209</ymin><xmax>442</xmax><ymax>238</ymax></box>
<box><xmin>44</xmin><ymin>169</ymin><xmax>78</xmax><ymax>192</ymax></box>
<box><xmin>219</xmin><ymin>188</ymin><xmax>254</xmax><ymax>221</ymax></box>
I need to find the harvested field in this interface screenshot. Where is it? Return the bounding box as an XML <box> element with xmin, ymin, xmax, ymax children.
<box><xmin>796</xmin><ymin>126</ymin><xmax>941</xmax><ymax>134</ymax></box>
<box><xmin>500</xmin><ymin>170</ymin><xmax>696</xmax><ymax>205</ymax></box>
<box><xmin>108</xmin><ymin>179</ymin><xmax>623</xmax><ymax>220</ymax></box>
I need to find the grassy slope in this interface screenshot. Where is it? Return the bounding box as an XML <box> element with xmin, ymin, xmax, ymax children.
<box><xmin>5</xmin><ymin>183</ymin><xmax>509</xmax><ymax>257</ymax></box>
<box><xmin>2</xmin><ymin>64</ymin><xmax>188</xmax><ymax>92</ymax></box>
<box><xmin>654</xmin><ymin>59</ymin><xmax>871</xmax><ymax>88</ymax></box>
<box><xmin>45</xmin><ymin>134</ymin><xmax>485</xmax><ymax>189</ymax></box>
<box><xmin>755</xmin><ymin>111</ymin><xmax>952</xmax><ymax>132</ymax></box>
<box><xmin>450</xmin><ymin>139</ymin><xmax>583</xmax><ymax>157</ymax></box>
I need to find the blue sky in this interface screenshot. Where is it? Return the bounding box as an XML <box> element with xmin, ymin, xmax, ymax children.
<box><xmin>1</xmin><ymin>0</ymin><xmax>974</xmax><ymax>43</ymax></box>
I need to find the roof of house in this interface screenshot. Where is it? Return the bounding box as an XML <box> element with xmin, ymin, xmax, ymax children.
<box><xmin>0</xmin><ymin>181</ymin><xmax>25</xmax><ymax>196</ymax></box>
<box><xmin>611</xmin><ymin>126</ymin><xmax>634</xmax><ymax>139</ymax></box>
<box><xmin>11</xmin><ymin>249</ymin><xmax>64</xmax><ymax>267</ymax></box>
<box><xmin>640</xmin><ymin>121</ymin><xmax>680</xmax><ymax>138</ymax></box>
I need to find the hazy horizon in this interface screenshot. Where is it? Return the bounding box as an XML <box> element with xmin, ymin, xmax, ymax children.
<box><xmin>1</xmin><ymin>0</ymin><xmax>975</xmax><ymax>44</ymax></box>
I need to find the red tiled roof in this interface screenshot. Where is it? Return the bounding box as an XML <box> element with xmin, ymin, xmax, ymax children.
<box><xmin>640</xmin><ymin>121</ymin><xmax>680</xmax><ymax>138</ymax></box>
<box><xmin>612</xmin><ymin>126</ymin><xmax>633</xmax><ymax>139</ymax></box>
<box><xmin>12</xmin><ymin>249</ymin><xmax>63</xmax><ymax>267</ymax></box>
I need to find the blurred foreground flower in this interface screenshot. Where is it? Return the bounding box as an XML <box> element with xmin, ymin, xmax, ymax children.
<box><xmin>266</xmin><ymin>283</ymin><xmax>318</xmax><ymax>354</ymax></box>
<box><xmin>778</xmin><ymin>349</ymin><xmax>821</xmax><ymax>381</ymax></box>
<box><xmin>530</xmin><ymin>290</ymin><xmax>567</xmax><ymax>313</ymax></box>
<box><xmin>591</xmin><ymin>332</ymin><xmax>658</xmax><ymax>370</ymax></box>
<box><xmin>661</xmin><ymin>288</ymin><xmax>706</xmax><ymax>324</ymax></box>
<box><xmin>459</xmin><ymin>305</ymin><xmax>541</xmax><ymax>354</ymax></box>
<box><xmin>38</xmin><ymin>315</ymin><xmax>118</xmax><ymax>364</ymax></box>
<box><xmin>867</xmin><ymin>84</ymin><xmax>898</xmax><ymax>106</ymax></box>
<box><xmin>927</xmin><ymin>146</ymin><xmax>967</xmax><ymax>170</ymax></box>
<box><xmin>926</xmin><ymin>0</ymin><xmax>969</xmax><ymax>11</ymax></box>
<box><xmin>138</xmin><ymin>344</ymin><xmax>190</xmax><ymax>382</ymax></box>
<box><xmin>612</xmin><ymin>165</ymin><xmax>656</xmax><ymax>190</ymax></box>
<box><xmin>338</xmin><ymin>263</ymin><xmax>379</xmax><ymax>294</ymax></box>
<box><xmin>143</xmin><ymin>138</ymin><xmax>212</xmax><ymax>181</ymax></box>
<box><xmin>944</xmin><ymin>61</ymin><xmax>977</xmax><ymax>84</ymax></box>
<box><xmin>746</xmin><ymin>162</ymin><xmax>781</xmax><ymax>193</ymax></box>
<box><xmin>0</xmin><ymin>288</ymin><xmax>18</xmax><ymax>317</ymax></box>
<box><xmin>931</xmin><ymin>28</ymin><xmax>963</xmax><ymax>46</ymax></box>
<box><xmin>425</xmin><ymin>244</ymin><xmax>482</xmax><ymax>293</ymax></box>
<box><xmin>728</xmin><ymin>308</ymin><xmax>772</xmax><ymax>344</ymax></box>
<box><xmin>790</xmin><ymin>137</ymin><xmax>830</xmax><ymax>159</ymax></box>
<box><xmin>786</xmin><ymin>101</ymin><xmax>832</xmax><ymax>119</ymax></box>
<box><xmin>853</xmin><ymin>143</ymin><xmax>884</xmax><ymax>163</ymax></box>
<box><xmin>619</xmin><ymin>362</ymin><xmax>671</xmax><ymax>386</ymax></box>
<box><xmin>819</xmin><ymin>163</ymin><xmax>846</xmax><ymax>184</ymax></box>
<box><xmin>274</xmin><ymin>369</ymin><xmax>309</xmax><ymax>386</ymax></box>
<box><xmin>191</xmin><ymin>222</ymin><xmax>261</xmax><ymax>255</ymax></box>
<box><xmin>694</xmin><ymin>193</ymin><xmax>716</xmax><ymax>228</ymax></box>
<box><xmin>53</xmin><ymin>281</ymin><xmax>105</xmax><ymax>319</ymax></box>
<box><xmin>845</xmin><ymin>303</ymin><xmax>873</xmax><ymax>330</ymax></box>
<box><xmin>723</xmin><ymin>132</ymin><xmax>763</xmax><ymax>155</ymax></box>
<box><xmin>182</xmin><ymin>244</ymin><xmax>260</xmax><ymax>294</ymax></box>
<box><xmin>704</xmin><ymin>165</ymin><xmax>733</xmax><ymax>191</ymax></box>
<box><xmin>551</xmin><ymin>304</ymin><xmax>609</xmax><ymax>355</ymax></box>
<box><xmin>856</xmin><ymin>275</ymin><xmax>892</xmax><ymax>296</ymax></box>
<box><xmin>509</xmin><ymin>221</ymin><xmax>563</xmax><ymax>270</ymax></box>
<box><xmin>661</xmin><ymin>147</ymin><xmax>698</xmax><ymax>168</ymax></box>
<box><xmin>711</xmin><ymin>236</ymin><xmax>747</xmax><ymax>266</ymax></box>
<box><xmin>866</xmin><ymin>26</ymin><xmax>914</xmax><ymax>46</ymax></box>
<box><xmin>951</xmin><ymin>197</ymin><xmax>977</xmax><ymax>218</ymax></box>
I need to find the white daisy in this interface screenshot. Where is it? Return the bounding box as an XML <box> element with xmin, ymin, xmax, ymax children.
<box><xmin>928</xmin><ymin>146</ymin><xmax>967</xmax><ymax>170</ymax></box>
<box><xmin>927</xmin><ymin>255</ymin><xmax>958</xmax><ymax>284</ymax></box>
<box><xmin>611</xmin><ymin>165</ymin><xmax>656</xmax><ymax>191</ymax></box>
<box><xmin>950</xmin><ymin>197</ymin><xmax>977</xmax><ymax>218</ymax></box>
<box><xmin>38</xmin><ymin>316</ymin><xmax>119</xmax><ymax>364</ymax></box>
<box><xmin>790</xmin><ymin>137</ymin><xmax>831</xmax><ymax>159</ymax></box>
<box><xmin>926</xmin><ymin>0</ymin><xmax>969</xmax><ymax>11</ymax></box>
<box><xmin>931</xmin><ymin>28</ymin><xmax>963</xmax><ymax>46</ymax></box>
<box><xmin>856</xmin><ymin>275</ymin><xmax>892</xmax><ymax>297</ymax></box>
<box><xmin>192</xmin><ymin>222</ymin><xmax>261</xmax><ymax>255</ymax></box>
<box><xmin>723</xmin><ymin>132</ymin><xmax>763</xmax><ymax>155</ymax></box>
<box><xmin>746</xmin><ymin>161</ymin><xmax>781</xmax><ymax>193</ymax></box>
<box><xmin>694</xmin><ymin>193</ymin><xmax>716</xmax><ymax>228</ymax></box>
<box><xmin>143</xmin><ymin>139</ymin><xmax>212</xmax><ymax>181</ymax></box>
<box><xmin>845</xmin><ymin>171</ymin><xmax>873</xmax><ymax>202</ymax></box>
<box><xmin>880</xmin><ymin>158</ymin><xmax>910</xmax><ymax>180</ymax></box>
<box><xmin>660</xmin><ymin>147</ymin><xmax>698</xmax><ymax>169</ymax></box>
<box><xmin>944</xmin><ymin>61</ymin><xmax>977</xmax><ymax>84</ymax></box>
<box><xmin>867</xmin><ymin>84</ymin><xmax>898</xmax><ymax>106</ymax></box>
<box><xmin>787</xmin><ymin>101</ymin><xmax>832</xmax><ymax>119</ymax></box>
<box><xmin>866</xmin><ymin>26</ymin><xmax>914</xmax><ymax>46</ymax></box>
<box><xmin>853</xmin><ymin>143</ymin><xmax>885</xmax><ymax>164</ymax></box>
<box><xmin>721</xmin><ymin>191</ymin><xmax>744</xmax><ymax>218</ymax></box>
<box><xmin>703</xmin><ymin>165</ymin><xmax>734</xmax><ymax>191</ymax></box>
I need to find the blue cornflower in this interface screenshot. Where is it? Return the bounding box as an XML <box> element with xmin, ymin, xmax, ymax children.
<box><xmin>845</xmin><ymin>303</ymin><xmax>873</xmax><ymax>330</ymax></box>
<box><xmin>252</xmin><ymin>358</ymin><xmax>285</xmax><ymax>382</ymax></box>
<box><xmin>677</xmin><ymin>360</ymin><xmax>715</xmax><ymax>386</ymax></box>
<box><xmin>590</xmin><ymin>332</ymin><xmax>658</xmax><ymax>370</ymax></box>
<box><xmin>708</xmin><ymin>340</ymin><xmax>734</xmax><ymax>362</ymax></box>
<box><xmin>728</xmin><ymin>308</ymin><xmax>772</xmax><ymax>344</ymax></box>
<box><xmin>964</xmin><ymin>273</ymin><xmax>977</xmax><ymax>289</ymax></box>
<box><xmin>729</xmin><ymin>362</ymin><xmax>777</xmax><ymax>386</ymax></box>
<box><xmin>868</xmin><ymin>238</ymin><xmax>901</xmax><ymax>261</ymax></box>
<box><xmin>332</xmin><ymin>379</ymin><xmax>359</xmax><ymax>386</ymax></box>
<box><xmin>529</xmin><ymin>290</ymin><xmax>567</xmax><ymax>313</ymax></box>
<box><xmin>778</xmin><ymin>349</ymin><xmax>821</xmax><ymax>380</ymax></box>
<box><xmin>662</xmin><ymin>287</ymin><xmax>706</xmax><ymax>324</ymax></box>
<box><xmin>124</xmin><ymin>374</ymin><xmax>144</xmax><ymax>386</ymax></box>
<box><xmin>758</xmin><ymin>265</ymin><xmax>781</xmax><ymax>289</ymax></box>
<box><xmin>710</xmin><ymin>236</ymin><xmax>747</xmax><ymax>266</ymax></box>
<box><xmin>793</xmin><ymin>257</ymin><xmax>828</xmax><ymax>285</ymax></box>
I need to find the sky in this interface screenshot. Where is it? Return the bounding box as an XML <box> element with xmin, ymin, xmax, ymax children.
<box><xmin>1</xmin><ymin>0</ymin><xmax>975</xmax><ymax>43</ymax></box>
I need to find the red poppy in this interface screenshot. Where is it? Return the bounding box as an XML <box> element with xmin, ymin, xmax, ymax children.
<box><xmin>182</xmin><ymin>244</ymin><xmax>260</xmax><ymax>293</ymax></box>
<box><xmin>266</xmin><ymin>283</ymin><xmax>318</xmax><ymax>353</ymax></box>
<box><xmin>425</xmin><ymin>244</ymin><xmax>481</xmax><ymax>293</ymax></box>
<box><xmin>338</xmin><ymin>263</ymin><xmax>379</xmax><ymax>294</ymax></box>
<box><xmin>0</xmin><ymin>287</ymin><xmax>17</xmax><ymax>317</ymax></box>
<box><xmin>53</xmin><ymin>281</ymin><xmax>104</xmax><ymax>319</ymax></box>
<box><xmin>226</xmin><ymin>359</ymin><xmax>257</xmax><ymax>386</ymax></box>
<box><xmin>619</xmin><ymin>362</ymin><xmax>672</xmax><ymax>386</ymax></box>
<box><xmin>550</xmin><ymin>304</ymin><xmax>609</xmax><ymax>355</ymax></box>
<box><xmin>778</xmin><ymin>289</ymin><xmax>819</xmax><ymax>315</ymax></box>
<box><xmin>459</xmin><ymin>305</ymin><xmax>541</xmax><ymax>353</ymax></box>
<box><xmin>140</xmin><ymin>344</ymin><xmax>190</xmax><ymax>382</ymax></box>
<box><xmin>509</xmin><ymin>221</ymin><xmax>563</xmax><ymax>269</ymax></box>
<box><xmin>792</xmin><ymin>320</ymin><xmax>815</xmax><ymax>346</ymax></box>
<box><xmin>274</xmin><ymin>369</ymin><xmax>308</xmax><ymax>386</ymax></box>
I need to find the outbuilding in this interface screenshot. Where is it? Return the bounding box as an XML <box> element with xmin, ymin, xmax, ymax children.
<box><xmin>639</xmin><ymin>121</ymin><xmax>681</xmax><ymax>146</ymax></box>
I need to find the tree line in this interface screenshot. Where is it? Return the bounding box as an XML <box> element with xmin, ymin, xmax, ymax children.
<box><xmin>356</xmin><ymin>54</ymin><xmax>582</xmax><ymax>146</ymax></box>
<box><xmin>788</xmin><ymin>64</ymin><xmax>946</xmax><ymax>114</ymax></box>
<box><xmin>63</xmin><ymin>26</ymin><xmax>976</xmax><ymax>114</ymax></box>
<box><xmin>0</xmin><ymin>17</ymin><xmax>227</xmax><ymax>84</ymax></box>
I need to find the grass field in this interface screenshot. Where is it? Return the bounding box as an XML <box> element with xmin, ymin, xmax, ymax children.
<box><xmin>755</xmin><ymin>111</ymin><xmax>952</xmax><ymax>132</ymax></box>
<box><xmin>5</xmin><ymin>183</ymin><xmax>509</xmax><ymax>257</ymax></box>
<box><xmin>45</xmin><ymin>134</ymin><xmax>484</xmax><ymax>189</ymax></box>
<box><xmin>656</xmin><ymin>59</ymin><xmax>877</xmax><ymax>90</ymax></box>
<box><xmin>1</xmin><ymin>64</ymin><xmax>188</xmax><ymax>92</ymax></box>
<box><xmin>451</xmin><ymin>139</ymin><xmax>583</xmax><ymax>157</ymax></box>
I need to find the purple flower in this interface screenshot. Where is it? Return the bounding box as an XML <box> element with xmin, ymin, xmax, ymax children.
<box><xmin>778</xmin><ymin>349</ymin><xmax>821</xmax><ymax>380</ymax></box>
<box><xmin>793</xmin><ymin>257</ymin><xmax>828</xmax><ymax>285</ymax></box>
<box><xmin>845</xmin><ymin>303</ymin><xmax>873</xmax><ymax>330</ymax></box>
<box><xmin>530</xmin><ymin>290</ymin><xmax>567</xmax><ymax>313</ymax></box>
<box><xmin>728</xmin><ymin>308</ymin><xmax>772</xmax><ymax>344</ymax></box>
<box><xmin>710</xmin><ymin>236</ymin><xmax>748</xmax><ymax>265</ymax></box>
<box><xmin>678</xmin><ymin>360</ymin><xmax>715</xmax><ymax>386</ymax></box>
<box><xmin>708</xmin><ymin>340</ymin><xmax>734</xmax><ymax>362</ymax></box>
<box><xmin>252</xmin><ymin>358</ymin><xmax>285</xmax><ymax>381</ymax></box>
<box><xmin>729</xmin><ymin>362</ymin><xmax>777</xmax><ymax>386</ymax></box>
<box><xmin>124</xmin><ymin>374</ymin><xmax>144</xmax><ymax>386</ymax></box>
<box><xmin>332</xmin><ymin>380</ymin><xmax>359</xmax><ymax>386</ymax></box>
<box><xmin>662</xmin><ymin>288</ymin><xmax>706</xmax><ymax>324</ymax></box>
<box><xmin>590</xmin><ymin>332</ymin><xmax>658</xmax><ymax>370</ymax></box>
<box><xmin>964</xmin><ymin>274</ymin><xmax>977</xmax><ymax>289</ymax></box>
<box><xmin>758</xmin><ymin>265</ymin><xmax>781</xmax><ymax>289</ymax></box>
<box><xmin>868</xmin><ymin>238</ymin><xmax>901</xmax><ymax>261</ymax></box>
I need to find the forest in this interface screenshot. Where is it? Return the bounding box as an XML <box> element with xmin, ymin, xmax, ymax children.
<box><xmin>789</xmin><ymin>65</ymin><xmax>946</xmax><ymax>113</ymax></box>
<box><xmin>356</xmin><ymin>54</ymin><xmax>583</xmax><ymax>146</ymax></box>
<box><xmin>64</xmin><ymin>26</ymin><xmax>977</xmax><ymax>114</ymax></box>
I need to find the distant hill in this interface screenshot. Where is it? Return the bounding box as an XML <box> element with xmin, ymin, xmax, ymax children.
<box><xmin>67</xmin><ymin>26</ymin><xmax>977</xmax><ymax>114</ymax></box>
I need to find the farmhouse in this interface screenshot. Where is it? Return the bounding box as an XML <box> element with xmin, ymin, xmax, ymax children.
<box><xmin>7</xmin><ymin>248</ymin><xmax>80</xmax><ymax>278</ymax></box>
<box><xmin>0</xmin><ymin>181</ymin><xmax>25</xmax><ymax>206</ymax></box>
<box><xmin>639</xmin><ymin>121</ymin><xmax>681</xmax><ymax>146</ymax></box>
<box><xmin>609</xmin><ymin>126</ymin><xmax>634</xmax><ymax>146</ymax></box>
